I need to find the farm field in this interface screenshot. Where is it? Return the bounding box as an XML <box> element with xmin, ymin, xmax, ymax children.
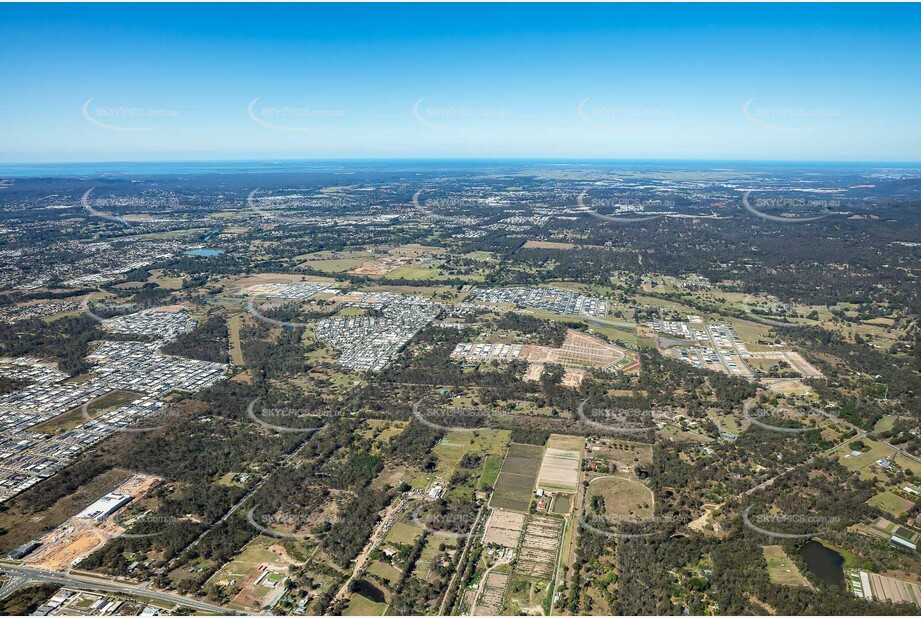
<box><xmin>537</xmin><ymin>434</ymin><xmax>583</xmax><ymax>493</ymax></box>
<box><xmin>490</xmin><ymin>443</ymin><xmax>544</xmax><ymax>512</ymax></box>
<box><xmin>482</xmin><ymin>510</ymin><xmax>526</xmax><ymax>548</ymax></box>
<box><xmin>852</xmin><ymin>571</ymin><xmax>921</xmax><ymax>607</ymax></box>
<box><xmin>343</xmin><ymin>592</ymin><xmax>387</xmax><ymax>616</ymax></box>
<box><xmin>515</xmin><ymin>515</ymin><xmax>563</xmax><ymax>580</ymax></box>
<box><xmin>478</xmin><ymin>454</ymin><xmax>503</xmax><ymax>490</ymax></box>
<box><xmin>473</xmin><ymin>571</ymin><xmax>510</xmax><ymax>616</ymax></box>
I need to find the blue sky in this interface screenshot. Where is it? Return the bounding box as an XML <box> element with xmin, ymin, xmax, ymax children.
<box><xmin>1</xmin><ymin>3</ymin><xmax>920</xmax><ymax>162</ymax></box>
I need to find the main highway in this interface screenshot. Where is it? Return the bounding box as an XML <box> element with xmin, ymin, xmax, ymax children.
<box><xmin>0</xmin><ymin>561</ymin><xmax>242</xmax><ymax>615</ymax></box>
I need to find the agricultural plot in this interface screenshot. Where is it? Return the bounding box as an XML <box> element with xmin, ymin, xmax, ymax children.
<box><xmin>514</xmin><ymin>515</ymin><xmax>563</xmax><ymax>580</ymax></box>
<box><xmin>482</xmin><ymin>510</ymin><xmax>527</xmax><ymax>548</ymax></box>
<box><xmin>536</xmin><ymin>435</ymin><xmax>583</xmax><ymax>493</ymax></box>
<box><xmin>852</xmin><ymin>571</ymin><xmax>921</xmax><ymax>608</ymax></box>
<box><xmin>505</xmin><ymin>575</ymin><xmax>553</xmax><ymax>616</ymax></box>
<box><xmin>473</xmin><ymin>571</ymin><xmax>510</xmax><ymax>616</ymax></box>
<box><xmin>490</xmin><ymin>443</ymin><xmax>544</xmax><ymax>512</ymax></box>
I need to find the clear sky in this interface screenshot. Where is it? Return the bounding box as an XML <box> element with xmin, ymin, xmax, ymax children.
<box><xmin>1</xmin><ymin>3</ymin><xmax>920</xmax><ymax>163</ymax></box>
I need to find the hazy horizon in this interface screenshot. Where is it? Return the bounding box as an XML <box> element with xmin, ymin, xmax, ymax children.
<box><xmin>2</xmin><ymin>3</ymin><xmax>920</xmax><ymax>163</ymax></box>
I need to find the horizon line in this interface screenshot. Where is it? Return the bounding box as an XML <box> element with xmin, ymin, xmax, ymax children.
<box><xmin>4</xmin><ymin>156</ymin><xmax>921</xmax><ymax>167</ymax></box>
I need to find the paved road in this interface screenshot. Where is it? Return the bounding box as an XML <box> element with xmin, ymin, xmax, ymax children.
<box><xmin>0</xmin><ymin>562</ymin><xmax>238</xmax><ymax>615</ymax></box>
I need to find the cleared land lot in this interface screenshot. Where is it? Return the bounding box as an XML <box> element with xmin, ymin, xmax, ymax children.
<box><xmin>585</xmin><ymin>476</ymin><xmax>654</xmax><ymax>521</ymax></box>
<box><xmin>206</xmin><ymin>536</ymin><xmax>295</xmax><ymax>611</ymax></box>
<box><xmin>490</xmin><ymin>443</ymin><xmax>544</xmax><ymax>512</ymax></box>
<box><xmin>537</xmin><ymin>435</ymin><xmax>582</xmax><ymax>493</ymax></box>
<box><xmin>763</xmin><ymin>545</ymin><xmax>812</xmax><ymax>588</ymax></box>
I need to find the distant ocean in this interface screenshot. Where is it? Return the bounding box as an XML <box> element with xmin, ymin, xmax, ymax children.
<box><xmin>2</xmin><ymin>159</ymin><xmax>919</xmax><ymax>178</ymax></box>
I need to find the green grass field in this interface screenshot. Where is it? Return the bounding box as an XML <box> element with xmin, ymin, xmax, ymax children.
<box><xmin>431</xmin><ymin>429</ymin><xmax>510</xmax><ymax>481</ymax></box>
<box><xmin>385</xmin><ymin>520</ymin><xmax>424</xmax><ymax>545</ymax></box>
<box><xmin>868</xmin><ymin>491</ymin><xmax>915</xmax><ymax>517</ymax></box>
<box><xmin>32</xmin><ymin>390</ymin><xmax>143</xmax><ymax>434</ymax></box>
<box><xmin>837</xmin><ymin>438</ymin><xmax>894</xmax><ymax>479</ymax></box>
<box><xmin>478</xmin><ymin>454</ymin><xmax>503</xmax><ymax>490</ymax></box>
<box><xmin>763</xmin><ymin>545</ymin><xmax>812</xmax><ymax>588</ymax></box>
<box><xmin>366</xmin><ymin>560</ymin><xmax>401</xmax><ymax>586</ymax></box>
<box><xmin>343</xmin><ymin>594</ymin><xmax>386</xmax><ymax>616</ymax></box>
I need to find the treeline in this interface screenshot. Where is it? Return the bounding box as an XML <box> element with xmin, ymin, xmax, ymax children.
<box><xmin>162</xmin><ymin>315</ymin><xmax>229</xmax><ymax>363</ymax></box>
<box><xmin>779</xmin><ymin>324</ymin><xmax>921</xmax><ymax>417</ymax></box>
<box><xmin>0</xmin><ymin>314</ymin><xmax>100</xmax><ymax>375</ymax></box>
<box><xmin>510</xmin><ymin>428</ymin><xmax>549</xmax><ymax>445</ymax></box>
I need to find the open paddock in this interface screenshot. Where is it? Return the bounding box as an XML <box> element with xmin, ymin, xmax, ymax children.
<box><xmin>585</xmin><ymin>475</ymin><xmax>654</xmax><ymax>522</ymax></box>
